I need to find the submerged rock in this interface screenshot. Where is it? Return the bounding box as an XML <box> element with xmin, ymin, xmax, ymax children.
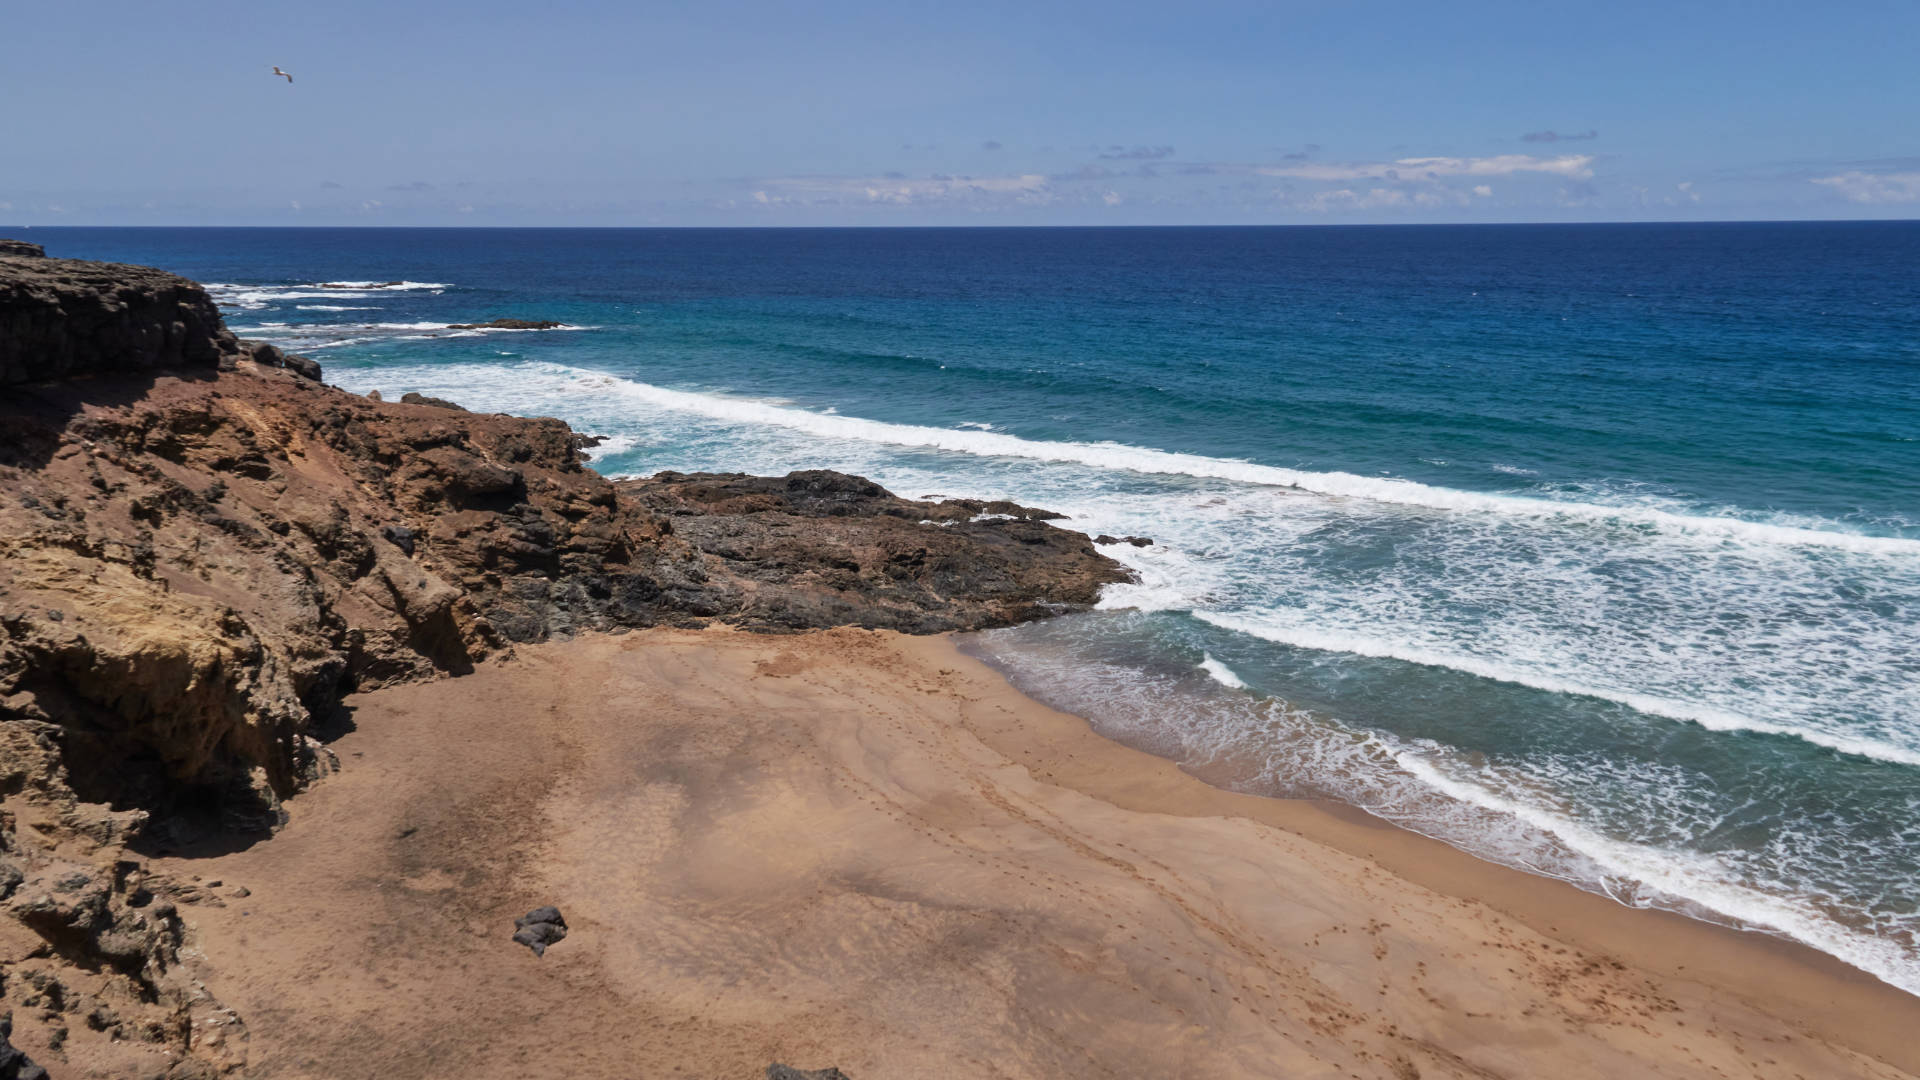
<box><xmin>446</xmin><ymin>318</ymin><xmax>565</xmax><ymax>330</ymax></box>
<box><xmin>511</xmin><ymin>906</ymin><xmax>568</xmax><ymax>956</ymax></box>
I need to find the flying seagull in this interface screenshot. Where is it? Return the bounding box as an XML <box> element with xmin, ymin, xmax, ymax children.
<box><xmin>272</xmin><ymin>66</ymin><xmax>293</xmax><ymax>83</ymax></box>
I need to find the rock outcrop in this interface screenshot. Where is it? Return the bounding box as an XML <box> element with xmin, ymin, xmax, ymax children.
<box><xmin>0</xmin><ymin>244</ymin><xmax>1129</xmax><ymax>1075</ymax></box>
<box><xmin>0</xmin><ymin>252</ymin><xmax>243</xmax><ymax>387</ymax></box>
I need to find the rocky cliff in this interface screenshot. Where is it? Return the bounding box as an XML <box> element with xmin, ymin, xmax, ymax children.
<box><xmin>0</xmin><ymin>247</ymin><xmax>1129</xmax><ymax>1076</ymax></box>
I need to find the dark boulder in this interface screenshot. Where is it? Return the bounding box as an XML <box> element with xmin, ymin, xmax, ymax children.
<box><xmin>0</xmin><ymin>239</ymin><xmax>45</xmax><ymax>258</ymax></box>
<box><xmin>511</xmin><ymin>906</ymin><xmax>568</xmax><ymax>956</ymax></box>
<box><xmin>242</xmin><ymin>339</ymin><xmax>323</xmax><ymax>382</ymax></box>
<box><xmin>1094</xmin><ymin>534</ymin><xmax>1154</xmax><ymax>547</ymax></box>
<box><xmin>399</xmin><ymin>391</ymin><xmax>468</xmax><ymax>411</ymax></box>
<box><xmin>0</xmin><ymin>1012</ymin><xmax>50</xmax><ymax>1080</ymax></box>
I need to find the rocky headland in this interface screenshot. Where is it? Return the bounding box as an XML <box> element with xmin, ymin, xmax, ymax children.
<box><xmin>0</xmin><ymin>245</ymin><xmax>1127</xmax><ymax>1077</ymax></box>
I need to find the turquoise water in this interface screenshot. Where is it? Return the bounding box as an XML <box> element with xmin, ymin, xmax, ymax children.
<box><xmin>32</xmin><ymin>224</ymin><xmax>1920</xmax><ymax>992</ymax></box>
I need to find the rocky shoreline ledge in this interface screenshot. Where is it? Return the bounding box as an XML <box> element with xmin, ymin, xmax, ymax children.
<box><xmin>0</xmin><ymin>245</ymin><xmax>1128</xmax><ymax>1077</ymax></box>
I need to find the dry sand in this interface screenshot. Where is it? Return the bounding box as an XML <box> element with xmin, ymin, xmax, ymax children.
<box><xmin>159</xmin><ymin>627</ymin><xmax>1920</xmax><ymax>1079</ymax></box>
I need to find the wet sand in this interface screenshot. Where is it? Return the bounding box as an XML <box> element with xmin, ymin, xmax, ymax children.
<box><xmin>162</xmin><ymin>627</ymin><xmax>1920</xmax><ymax>1079</ymax></box>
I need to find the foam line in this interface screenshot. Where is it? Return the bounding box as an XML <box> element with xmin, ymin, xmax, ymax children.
<box><xmin>528</xmin><ymin>363</ymin><xmax>1920</xmax><ymax>555</ymax></box>
<box><xmin>1198</xmin><ymin>654</ymin><xmax>1249</xmax><ymax>689</ymax></box>
<box><xmin>1194</xmin><ymin>611</ymin><xmax>1920</xmax><ymax>767</ymax></box>
<box><xmin>1391</xmin><ymin>753</ymin><xmax>1920</xmax><ymax>996</ymax></box>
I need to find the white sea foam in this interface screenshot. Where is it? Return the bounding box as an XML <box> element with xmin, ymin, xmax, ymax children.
<box><xmin>502</xmin><ymin>363</ymin><xmax>1920</xmax><ymax>555</ymax></box>
<box><xmin>296</xmin><ymin>304</ymin><xmax>375</xmax><ymax>311</ymax></box>
<box><xmin>203</xmin><ymin>280</ymin><xmax>451</xmax><ymax>310</ymax></box>
<box><xmin>1193</xmin><ymin>611</ymin><xmax>1920</xmax><ymax>767</ymax></box>
<box><xmin>581</xmin><ymin>434</ymin><xmax>639</xmax><ymax>458</ymax></box>
<box><xmin>1388</xmin><ymin>751</ymin><xmax>1920</xmax><ymax>996</ymax></box>
<box><xmin>1198</xmin><ymin>654</ymin><xmax>1249</xmax><ymax>689</ymax></box>
<box><xmin>306</xmin><ymin>280</ymin><xmax>453</xmax><ymax>290</ymax></box>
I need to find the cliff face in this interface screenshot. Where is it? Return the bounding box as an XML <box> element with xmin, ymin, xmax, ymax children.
<box><xmin>0</xmin><ymin>250</ymin><xmax>241</xmax><ymax>387</ymax></box>
<box><xmin>0</xmin><ymin>246</ymin><xmax>1129</xmax><ymax>1076</ymax></box>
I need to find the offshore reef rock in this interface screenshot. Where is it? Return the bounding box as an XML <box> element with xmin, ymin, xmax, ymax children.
<box><xmin>445</xmin><ymin>318</ymin><xmax>564</xmax><ymax>331</ymax></box>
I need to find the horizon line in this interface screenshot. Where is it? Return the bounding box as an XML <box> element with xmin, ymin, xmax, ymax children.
<box><xmin>8</xmin><ymin>217</ymin><xmax>1919</xmax><ymax>231</ymax></box>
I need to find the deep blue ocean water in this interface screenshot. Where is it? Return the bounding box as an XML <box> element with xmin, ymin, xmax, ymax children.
<box><xmin>25</xmin><ymin>223</ymin><xmax>1920</xmax><ymax>991</ymax></box>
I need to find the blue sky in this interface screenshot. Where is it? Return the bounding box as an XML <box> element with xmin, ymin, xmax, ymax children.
<box><xmin>4</xmin><ymin>0</ymin><xmax>1917</xmax><ymax>225</ymax></box>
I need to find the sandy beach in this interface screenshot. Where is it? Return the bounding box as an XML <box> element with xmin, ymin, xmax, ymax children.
<box><xmin>153</xmin><ymin>627</ymin><xmax>1920</xmax><ymax>1079</ymax></box>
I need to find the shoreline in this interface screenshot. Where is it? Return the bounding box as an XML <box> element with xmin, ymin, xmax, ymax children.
<box><xmin>934</xmin><ymin>633</ymin><xmax>1920</xmax><ymax>1068</ymax></box>
<box><xmin>150</xmin><ymin>626</ymin><xmax>1920</xmax><ymax>1079</ymax></box>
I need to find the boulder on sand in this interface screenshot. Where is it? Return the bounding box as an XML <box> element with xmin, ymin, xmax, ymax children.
<box><xmin>512</xmin><ymin>906</ymin><xmax>568</xmax><ymax>957</ymax></box>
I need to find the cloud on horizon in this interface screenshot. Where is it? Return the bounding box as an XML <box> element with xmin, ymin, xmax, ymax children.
<box><xmin>1251</xmin><ymin>153</ymin><xmax>1595</xmax><ymax>182</ymax></box>
<box><xmin>1812</xmin><ymin>170</ymin><xmax>1920</xmax><ymax>204</ymax></box>
<box><xmin>752</xmin><ymin>172</ymin><xmax>1053</xmax><ymax>207</ymax></box>
<box><xmin>1098</xmin><ymin>145</ymin><xmax>1175</xmax><ymax>160</ymax></box>
<box><xmin>1521</xmin><ymin>130</ymin><xmax>1598</xmax><ymax>143</ymax></box>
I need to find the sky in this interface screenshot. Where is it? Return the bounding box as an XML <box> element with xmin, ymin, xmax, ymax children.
<box><xmin>3</xmin><ymin>0</ymin><xmax>1917</xmax><ymax>226</ymax></box>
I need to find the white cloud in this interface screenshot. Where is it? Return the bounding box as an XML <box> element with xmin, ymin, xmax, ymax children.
<box><xmin>1812</xmin><ymin>171</ymin><xmax>1920</xmax><ymax>204</ymax></box>
<box><xmin>759</xmin><ymin>173</ymin><xmax>1053</xmax><ymax>207</ymax></box>
<box><xmin>1472</xmin><ymin>184</ymin><xmax>1492</xmax><ymax>197</ymax></box>
<box><xmin>1102</xmin><ymin>190</ymin><xmax>1123</xmax><ymax>206</ymax></box>
<box><xmin>1256</xmin><ymin>153</ymin><xmax>1594</xmax><ymax>182</ymax></box>
<box><xmin>289</xmin><ymin>200</ymin><xmax>302</xmax><ymax>211</ymax></box>
<box><xmin>1677</xmin><ymin>181</ymin><xmax>1700</xmax><ymax>203</ymax></box>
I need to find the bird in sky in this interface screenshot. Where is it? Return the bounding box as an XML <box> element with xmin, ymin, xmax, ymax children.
<box><xmin>272</xmin><ymin>66</ymin><xmax>293</xmax><ymax>84</ymax></box>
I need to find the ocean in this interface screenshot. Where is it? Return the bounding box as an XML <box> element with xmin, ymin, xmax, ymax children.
<box><xmin>27</xmin><ymin>223</ymin><xmax>1920</xmax><ymax>993</ymax></box>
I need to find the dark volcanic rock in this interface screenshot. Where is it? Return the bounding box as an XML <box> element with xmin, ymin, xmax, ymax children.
<box><xmin>445</xmin><ymin>318</ymin><xmax>564</xmax><ymax>330</ymax></box>
<box><xmin>399</xmin><ymin>391</ymin><xmax>468</xmax><ymax>411</ymax></box>
<box><xmin>767</xmin><ymin>1066</ymin><xmax>852</xmax><ymax>1080</ymax></box>
<box><xmin>1</xmin><ymin>1012</ymin><xmax>50</xmax><ymax>1080</ymax></box>
<box><xmin>0</xmin><ymin>238</ymin><xmax>45</xmax><ymax>258</ymax></box>
<box><xmin>511</xmin><ymin>906</ymin><xmax>568</xmax><ymax>956</ymax></box>
<box><xmin>0</xmin><ymin>254</ymin><xmax>244</xmax><ymax>386</ymax></box>
<box><xmin>241</xmin><ymin>338</ymin><xmax>322</xmax><ymax>382</ymax></box>
<box><xmin>1094</xmin><ymin>534</ymin><xmax>1154</xmax><ymax>547</ymax></box>
<box><xmin>624</xmin><ymin>471</ymin><xmax>1125</xmax><ymax>632</ymax></box>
